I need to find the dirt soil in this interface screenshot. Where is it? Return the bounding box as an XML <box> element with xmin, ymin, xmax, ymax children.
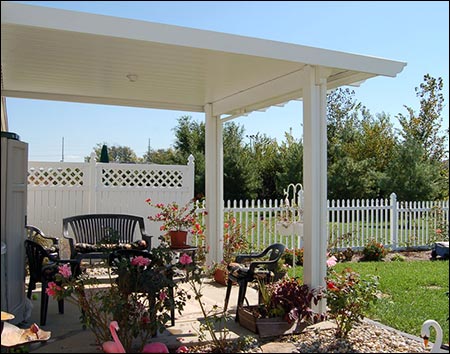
<box><xmin>347</xmin><ymin>249</ymin><xmax>433</xmax><ymax>262</ymax></box>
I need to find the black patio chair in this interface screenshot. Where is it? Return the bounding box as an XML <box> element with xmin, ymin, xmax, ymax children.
<box><xmin>223</xmin><ymin>243</ymin><xmax>286</xmax><ymax>322</ymax></box>
<box><xmin>25</xmin><ymin>225</ymin><xmax>60</xmax><ymax>260</ymax></box>
<box><xmin>24</xmin><ymin>239</ymin><xmax>82</xmax><ymax>325</ymax></box>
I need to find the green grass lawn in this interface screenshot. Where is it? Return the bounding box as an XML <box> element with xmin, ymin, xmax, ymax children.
<box><xmin>288</xmin><ymin>259</ymin><xmax>449</xmax><ymax>345</ymax></box>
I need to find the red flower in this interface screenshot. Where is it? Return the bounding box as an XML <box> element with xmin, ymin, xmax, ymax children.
<box><xmin>327</xmin><ymin>281</ymin><xmax>339</xmax><ymax>292</ymax></box>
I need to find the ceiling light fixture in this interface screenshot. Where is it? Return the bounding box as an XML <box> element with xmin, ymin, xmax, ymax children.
<box><xmin>126</xmin><ymin>73</ymin><xmax>138</xmax><ymax>82</ymax></box>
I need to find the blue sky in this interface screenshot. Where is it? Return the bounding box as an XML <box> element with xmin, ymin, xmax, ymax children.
<box><xmin>6</xmin><ymin>1</ymin><xmax>449</xmax><ymax>162</ymax></box>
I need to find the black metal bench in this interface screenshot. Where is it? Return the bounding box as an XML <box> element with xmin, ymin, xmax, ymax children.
<box><xmin>62</xmin><ymin>214</ymin><xmax>153</xmax><ymax>261</ymax></box>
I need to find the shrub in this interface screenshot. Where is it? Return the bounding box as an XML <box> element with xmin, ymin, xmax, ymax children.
<box><xmin>325</xmin><ymin>267</ymin><xmax>380</xmax><ymax>338</ymax></box>
<box><xmin>282</xmin><ymin>248</ymin><xmax>304</xmax><ymax>266</ymax></box>
<box><xmin>362</xmin><ymin>239</ymin><xmax>388</xmax><ymax>261</ymax></box>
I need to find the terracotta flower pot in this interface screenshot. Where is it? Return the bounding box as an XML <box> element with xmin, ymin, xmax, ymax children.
<box><xmin>213</xmin><ymin>268</ymin><xmax>228</xmax><ymax>286</ymax></box>
<box><xmin>168</xmin><ymin>230</ymin><xmax>188</xmax><ymax>248</ymax></box>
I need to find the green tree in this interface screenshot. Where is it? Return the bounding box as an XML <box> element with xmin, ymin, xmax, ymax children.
<box><xmin>223</xmin><ymin>122</ymin><xmax>259</xmax><ymax>200</ymax></box>
<box><xmin>172</xmin><ymin>115</ymin><xmax>206</xmax><ymax>197</ymax></box>
<box><xmin>142</xmin><ymin>148</ymin><xmax>180</xmax><ymax>165</ymax></box>
<box><xmin>397</xmin><ymin>74</ymin><xmax>448</xmax><ymax>163</ymax></box>
<box><xmin>247</xmin><ymin>133</ymin><xmax>281</xmax><ymax>200</ymax></box>
<box><xmin>276</xmin><ymin>131</ymin><xmax>303</xmax><ymax>196</ymax></box>
<box><xmin>88</xmin><ymin>143</ymin><xmax>139</xmax><ymax>163</ymax></box>
<box><xmin>346</xmin><ymin>112</ymin><xmax>396</xmax><ymax>174</ymax></box>
<box><xmin>380</xmin><ymin>137</ymin><xmax>443</xmax><ymax>201</ymax></box>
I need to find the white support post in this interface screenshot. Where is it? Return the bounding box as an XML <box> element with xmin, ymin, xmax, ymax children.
<box><xmin>302</xmin><ymin>65</ymin><xmax>329</xmax><ymax>313</ymax></box>
<box><xmin>204</xmin><ymin>103</ymin><xmax>224</xmax><ymax>265</ymax></box>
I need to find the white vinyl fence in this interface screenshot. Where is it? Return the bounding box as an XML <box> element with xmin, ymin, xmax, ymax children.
<box><xmin>194</xmin><ymin>190</ymin><xmax>449</xmax><ymax>252</ymax></box>
<box><xmin>27</xmin><ymin>154</ymin><xmax>195</xmax><ymax>241</ymax></box>
<box><xmin>28</xmin><ymin>160</ymin><xmax>448</xmax><ymax>254</ymax></box>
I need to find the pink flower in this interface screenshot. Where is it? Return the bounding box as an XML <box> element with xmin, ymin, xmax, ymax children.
<box><xmin>131</xmin><ymin>256</ymin><xmax>151</xmax><ymax>267</ymax></box>
<box><xmin>46</xmin><ymin>281</ymin><xmax>62</xmax><ymax>297</ymax></box>
<box><xmin>176</xmin><ymin>346</ymin><xmax>189</xmax><ymax>353</ymax></box>
<box><xmin>58</xmin><ymin>263</ymin><xmax>72</xmax><ymax>278</ymax></box>
<box><xmin>179</xmin><ymin>253</ymin><xmax>192</xmax><ymax>265</ymax></box>
<box><xmin>326</xmin><ymin>256</ymin><xmax>337</xmax><ymax>267</ymax></box>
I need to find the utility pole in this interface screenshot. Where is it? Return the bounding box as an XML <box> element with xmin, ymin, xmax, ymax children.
<box><xmin>61</xmin><ymin>137</ymin><xmax>64</xmax><ymax>162</ymax></box>
<box><xmin>147</xmin><ymin>138</ymin><xmax>151</xmax><ymax>162</ymax></box>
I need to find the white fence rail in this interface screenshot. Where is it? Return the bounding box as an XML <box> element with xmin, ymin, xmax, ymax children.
<box><xmin>27</xmin><ymin>154</ymin><xmax>195</xmax><ymax>241</ymax></box>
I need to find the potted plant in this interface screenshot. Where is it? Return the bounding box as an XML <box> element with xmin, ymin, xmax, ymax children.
<box><xmin>276</xmin><ymin>197</ymin><xmax>304</xmax><ymax>237</ymax></box>
<box><xmin>146</xmin><ymin>198</ymin><xmax>204</xmax><ymax>248</ymax></box>
<box><xmin>212</xmin><ymin>214</ymin><xmax>254</xmax><ymax>286</ymax></box>
<box><xmin>237</xmin><ymin>277</ymin><xmax>324</xmax><ymax>337</ymax></box>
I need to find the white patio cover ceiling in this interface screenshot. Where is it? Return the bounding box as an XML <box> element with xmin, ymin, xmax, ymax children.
<box><xmin>1</xmin><ymin>2</ymin><xmax>406</xmax><ymax>118</ymax></box>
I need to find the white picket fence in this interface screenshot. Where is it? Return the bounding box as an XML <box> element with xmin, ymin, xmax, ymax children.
<box><xmin>27</xmin><ymin>154</ymin><xmax>195</xmax><ymax>240</ymax></box>
<box><xmin>194</xmin><ymin>192</ymin><xmax>449</xmax><ymax>252</ymax></box>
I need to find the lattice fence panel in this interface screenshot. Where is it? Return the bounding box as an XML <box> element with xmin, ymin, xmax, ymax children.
<box><xmin>101</xmin><ymin>168</ymin><xmax>183</xmax><ymax>188</ymax></box>
<box><xmin>28</xmin><ymin>167</ymin><xmax>84</xmax><ymax>186</ymax></box>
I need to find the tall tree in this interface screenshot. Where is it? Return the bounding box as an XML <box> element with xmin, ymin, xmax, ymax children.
<box><xmin>172</xmin><ymin>115</ymin><xmax>206</xmax><ymax>197</ymax></box>
<box><xmin>380</xmin><ymin>137</ymin><xmax>442</xmax><ymax>201</ymax></box>
<box><xmin>142</xmin><ymin>148</ymin><xmax>180</xmax><ymax>165</ymax></box>
<box><xmin>247</xmin><ymin>132</ymin><xmax>281</xmax><ymax>200</ymax></box>
<box><xmin>222</xmin><ymin>122</ymin><xmax>259</xmax><ymax>200</ymax></box>
<box><xmin>276</xmin><ymin>131</ymin><xmax>303</xmax><ymax>197</ymax></box>
<box><xmin>397</xmin><ymin>74</ymin><xmax>447</xmax><ymax>163</ymax></box>
<box><xmin>87</xmin><ymin>143</ymin><xmax>139</xmax><ymax>163</ymax></box>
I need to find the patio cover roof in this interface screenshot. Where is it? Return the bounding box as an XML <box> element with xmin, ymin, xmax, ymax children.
<box><xmin>1</xmin><ymin>2</ymin><xmax>406</xmax><ymax>119</ymax></box>
<box><xmin>1</xmin><ymin>2</ymin><xmax>407</xmax><ymax>314</ymax></box>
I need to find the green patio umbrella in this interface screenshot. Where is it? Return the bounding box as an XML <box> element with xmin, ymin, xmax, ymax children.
<box><xmin>100</xmin><ymin>144</ymin><xmax>110</xmax><ymax>163</ymax></box>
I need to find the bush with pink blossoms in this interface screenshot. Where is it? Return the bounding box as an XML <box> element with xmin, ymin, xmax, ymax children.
<box><xmin>47</xmin><ymin>245</ymin><xmax>188</xmax><ymax>352</ymax></box>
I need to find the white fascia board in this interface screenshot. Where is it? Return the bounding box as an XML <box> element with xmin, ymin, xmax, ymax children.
<box><xmin>2</xmin><ymin>3</ymin><xmax>406</xmax><ymax>78</ymax></box>
<box><xmin>1</xmin><ymin>90</ymin><xmax>204</xmax><ymax>112</ymax></box>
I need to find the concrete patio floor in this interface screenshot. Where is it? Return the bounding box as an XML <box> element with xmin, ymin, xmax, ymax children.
<box><xmin>14</xmin><ymin>277</ymin><xmax>260</xmax><ymax>353</ymax></box>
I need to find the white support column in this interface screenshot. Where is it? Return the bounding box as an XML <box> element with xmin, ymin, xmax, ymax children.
<box><xmin>204</xmin><ymin>103</ymin><xmax>224</xmax><ymax>265</ymax></box>
<box><xmin>302</xmin><ymin>65</ymin><xmax>328</xmax><ymax>313</ymax></box>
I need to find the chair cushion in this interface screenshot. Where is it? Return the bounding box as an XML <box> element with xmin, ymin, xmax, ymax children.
<box><xmin>75</xmin><ymin>240</ymin><xmax>147</xmax><ymax>254</ymax></box>
<box><xmin>29</xmin><ymin>235</ymin><xmax>59</xmax><ymax>257</ymax></box>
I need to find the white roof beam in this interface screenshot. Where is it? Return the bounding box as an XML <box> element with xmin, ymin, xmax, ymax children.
<box><xmin>212</xmin><ymin>68</ymin><xmax>308</xmax><ymax>117</ymax></box>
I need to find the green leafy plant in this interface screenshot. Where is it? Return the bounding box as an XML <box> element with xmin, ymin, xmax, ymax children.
<box><xmin>362</xmin><ymin>239</ymin><xmax>389</xmax><ymax>261</ymax></box>
<box><xmin>266</xmin><ymin>277</ymin><xmax>324</xmax><ymax>324</ymax></box>
<box><xmin>325</xmin><ymin>267</ymin><xmax>380</xmax><ymax>338</ymax></box>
